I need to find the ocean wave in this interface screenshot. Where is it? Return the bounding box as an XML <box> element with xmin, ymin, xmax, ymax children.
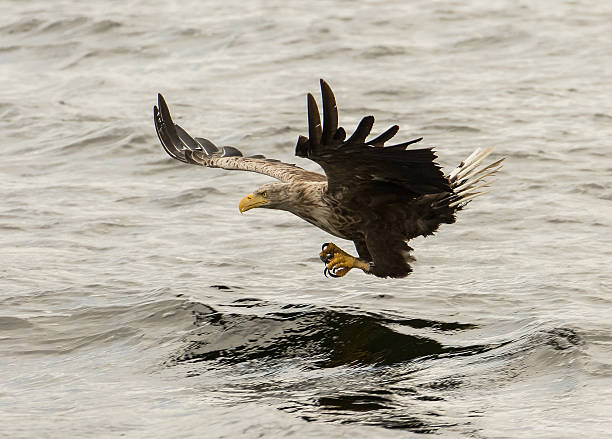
<box><xmin>168</xmin><ymin>300</ymin><xmax>489</xmax><ymax>368</ymax></box>
<box><xmin>160</xmin><ymin>299</ymin><xmax>586</xmax><ymax>433</ymax></box>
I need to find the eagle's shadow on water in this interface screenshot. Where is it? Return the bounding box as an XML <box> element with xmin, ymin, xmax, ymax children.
<box><xmin>164</xmin><ymin>297</ymin><xmax>501</xmax><ymax>433</ymax></box>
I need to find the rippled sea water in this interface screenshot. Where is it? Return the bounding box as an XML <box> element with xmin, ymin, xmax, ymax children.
<box><xmin>2</xmin><ymin>1</ymin><xmax>611</xmax><ymax>437</ymax></box>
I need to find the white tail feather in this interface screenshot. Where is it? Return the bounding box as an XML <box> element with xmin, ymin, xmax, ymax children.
<box><xmin>454</xmin><ymin>169</ymin><xmax>498</xmax><ymax>192</ymax></box>
<box><xmin>444</xmin><ymin>148</ymin><xmax>504</xmax><ymax>208</ymax></box>
<box><xmin>455</xmin><ymin>180</ymin><xmax>493</xmax><ymax>196</ymax></box>
<box><xmin>457</xmin><ymin>158</ymin><xmax>504</xmax><ymax>184</ymax></box>
<box><xmin>448</xmin><ymin>148</ymin><xmax>480</xmax><ymax>181</ymax></box>
<box><xmin>454</xmin><ymin>147</ymin><xmax>495</xmax><ymax>181</ymax></box>
<box><xmin>448</xmin><ymin>190</ymin><xmax>491</xmax><ymax>208</ymax></box>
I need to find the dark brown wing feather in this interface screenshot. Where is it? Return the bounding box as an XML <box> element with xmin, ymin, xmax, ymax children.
<box><xmin>364</xmin><ymin>232</ymin><xmax>415</xmax><ymax>278</ymax></box>
<box><xmin>349</xmin><ymin>190</ymin><xmax>459</xmax><ymax>278</ymax></box>
<box><xmin>295</xmin><ymin>79</ymin><xmax>451</xmax><ymax>197</ymax></box>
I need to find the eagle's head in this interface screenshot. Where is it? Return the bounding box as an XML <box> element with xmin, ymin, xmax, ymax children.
<box><xmin>239</xmin><ymin>182</ymin><xmax>292</xmax><ymax>213</ymax></box>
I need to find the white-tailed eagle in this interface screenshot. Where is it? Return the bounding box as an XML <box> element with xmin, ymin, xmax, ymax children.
<box><xmin>154</xmin><ymin>80</ymin><xmax>503</xmax><ymax>278</ymax></box>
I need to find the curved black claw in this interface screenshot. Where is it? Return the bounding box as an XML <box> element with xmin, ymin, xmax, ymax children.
<box><xmin>321</xmin><ymin>243</ymin><xmax>339</xmax><ymax>277</ymax></box>
<box><xmin>323</xmin><ymin>267</ymin><xmax>340</xmax><ymax>278</ymax></box>
<box><xmin>320</xmin><ymin>242</ymin><xmax>334</xmax><ymax>264</ymax></box>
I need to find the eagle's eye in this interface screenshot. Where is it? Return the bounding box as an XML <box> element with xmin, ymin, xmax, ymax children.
<box><xmin>262</xmin><ymin>191</ymin><xmax>268</xmax><ymax>198</ymax></box>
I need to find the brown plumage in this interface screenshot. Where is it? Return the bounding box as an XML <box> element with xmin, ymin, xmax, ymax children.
<box><xmin>154</xmin><ymin>80</ymin><xmax>503</xmax><ymax>278</ymax></box>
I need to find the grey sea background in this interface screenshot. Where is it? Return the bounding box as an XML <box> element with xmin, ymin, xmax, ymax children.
<box><xmin>2</xmin><ymin>1</ymin><xmax>611</xmax><ymax>437</ymax></box>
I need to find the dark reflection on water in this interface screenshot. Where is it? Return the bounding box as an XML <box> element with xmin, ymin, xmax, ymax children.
<box><xmin>318</xmin><ymin>394</ymin><xmax>391</xmax><ymax>412</ymax></box>
<box><xmin>306</xmin><ymin>390</ymin><xmax>456</xmax><ymax>433</ymax></box>
<box><xmin>171</xmin><ymin>300</ymin><xmax>490</xmax><ymax>368</ymax></box>
<box><xmin>168</xmin><ymin>300</ymin><xmax>484</xmax><ymax>433</ymax></box>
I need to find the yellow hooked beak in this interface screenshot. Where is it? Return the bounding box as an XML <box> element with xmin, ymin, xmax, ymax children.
<box><xmin>239</xmin><ymin>193</ymin><xmax>268</xmax><ymax>213</ymax></box>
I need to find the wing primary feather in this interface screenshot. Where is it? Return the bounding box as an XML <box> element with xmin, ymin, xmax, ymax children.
<box><xmin>368</xmin><ymin>125</ymin><xmax>400</xmax><ymax>146</ymax></box>
<box><xmin>320</xmin><ymin>79</ymin><xmax>338</xmax><ymax>144</ymax></box>
<box><xmin>157</xmin><ymin>94</ymin><xmax>187</xmax><ymax>150</ymax></box>
<box><xmin>220</xmin><ymin>146</ymin><xmax>243</xmax><ymax>157</ymax></box>
<box><xmin>307</xmin><ymin>93</ymin><xmax>322</xmax><ymax>145</ymax></box>
<box><xmin>175</xmin><ymin>124</ymin><xmax>203</xmax><ymax>151</ymax></box>
<box><xmin>386</xmin><ymin>137</ymin><xmax>424</xmax><ymax>149</ymax></box>
<box><xmin>333</xmin><ymin>127</ymin><xmax>346</xmax><ymax>143</ymax></box>
<box><xmin>183</xmin><ymin>150</ymin><xmax>200</xmax><ymax>165</ymax></box>
<box><xmin>154</xmin><ymin>105</ymin><xmax>188</xmax><ymax>163</ymax></box>
<box><xmin>295</xmin><ymin>135</ymin><xmax>309</xmax><ymax>157</ymax></box>
<box><xmin>195</xmin><ymin>137</ymin><xmax>219</xmax><ymax>154</ymax></box>
<box><xmin>346</xmin><ymin>115</ymin><xmax>374</xmax><ymax>144</ymax></box>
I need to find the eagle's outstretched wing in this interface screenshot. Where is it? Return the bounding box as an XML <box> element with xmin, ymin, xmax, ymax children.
<box><xmin>154</xmin><ymin>94</ymin><xmax>325</xmax><ymax>184</ymax></box>
<box><xmin>295</xmin><ymin>79</ymin><xmax>451</xmax><ymax>197</ymax></box>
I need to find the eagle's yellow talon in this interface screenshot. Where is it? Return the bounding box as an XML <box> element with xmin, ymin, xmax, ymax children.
<box><xmin>327</xmin><ymin>257</ymin><xmax>354</xmax><ymax>276</ymax></box>
<box><xmin>320</xmin><ymin>242</ymin><xmax>344</xmax><ymax>263</ymax></box>
<box><xmin>320</xmin><ymin>242</ymin><xmax>362</xmax><ymax>278</ymax></box>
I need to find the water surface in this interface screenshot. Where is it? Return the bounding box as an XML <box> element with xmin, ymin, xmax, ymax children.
<box><xmin>1</xmin><ymin>0</ymin><xmax>611</xmax><ymax>437</ymax></box>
